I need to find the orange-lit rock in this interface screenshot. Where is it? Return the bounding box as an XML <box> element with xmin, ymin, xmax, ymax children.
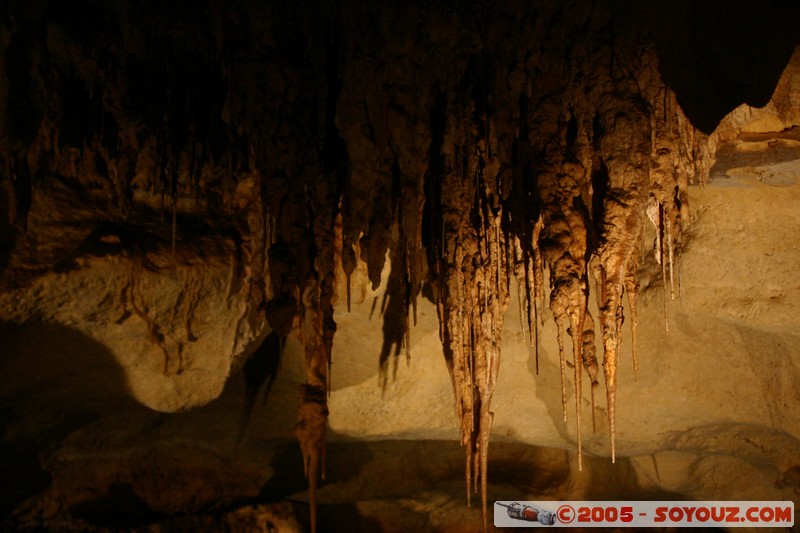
<box><xmin>1</xmin><ymin>1</ymin><xmax>798</xmax><ymax>530</ymax></box>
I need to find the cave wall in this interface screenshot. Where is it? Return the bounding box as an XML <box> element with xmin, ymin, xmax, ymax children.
<box><xmin>1</xmin><ymin>1</ymin><xmax>799</xmax><ymax>530</ymax></box>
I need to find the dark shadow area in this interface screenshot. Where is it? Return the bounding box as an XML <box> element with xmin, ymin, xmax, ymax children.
<box><xmin>0</xmin><ymin>320</ymin><xmax>135</xmax><ymax>524</ymax></box>
<box><xmin>582</xmin><ymin>455</ymin><xmax>688</xmax><ymax>501</ymax></box>
<box><xmin>296</xmin><ymin>502</ymin><xmax>386</xmax><ymax>533</ymax></box>
<box><xmin>615</xmin><ymin>0</ymin><xmax>800</xmax><ymax>133</ymax></box>
<box><xmin>69</xmin><ymin>482</ymin><xmax>168</xmax><ymax>528</ymax></box>
<box><xmin>50</xmin><ymin>214</ymin><xmax>243</xmax><ymax>276</ymax></box>
<box><xmin>377</xmin><ymin>237</ymin><xmax>408</xmax><ymax>391</ymax></box>
<box><xmin>153</xmin><ymin>500</ymin><xmax>389</xmax><ymax>533</ymax></box>
<box><xmin>259</xmin><ymin>437</ymin><xmax>375</xmax><ymax>502</ymax></box>
<box><xmin>0</xmin><ymin>407</ymin><xmax>52</xmax><ymax>521</ymax></box>
<box><xmin>51</xmin><ymin>220</ymin><xmax>162</xmax><ymax>275</ymax></box>
<box><xmin>489</xmin><ymin>445</ymin><xmax>572</xmax><ymax>495</ymax></box>
<box><xmin>253</xmin><ymin>439</ymin><xmax>705</xmax><ymax>531</ymax></box>
<box><xmin>0</xmin><ymin>320</ymin><xmax>133</xmax><ymax>410</ymax></box>
<box><xmin>0</xmin><ymin>180</ymin><xmax>17</xmax><ymax>277</ymax></box>
<box><xmin>238</xmin><ymin>331</ymin><xmax>282</xmax><ymax>443</ymax></box>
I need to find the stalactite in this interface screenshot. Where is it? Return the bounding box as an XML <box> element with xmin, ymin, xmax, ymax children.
<box><xmin>434</xmin><ymin>79</ymin><xmax>512</xmax><ymax>530</ymax></box>
<box><xmin>649</xmin><ymin>83</ymin><xmax>697</xmax><ymax>329</ymax></box>
<box><xmin>296</xmin><ymin>280</ymin><xmax>330</xmax><ymax>533</ymax></box>
<box><xmin>246</xmin><ymin>173</ymin><xmax>268</xmax><ymax>314</ymax></box>
<box><xmin>512</xmin><ymin>238</ymin><xmax>527</xmax><ymax>344</ymax></box>
<box><xmin>537</xmin><ymin>157</ymin><xmax>592</xmax><ymax>467</ymax></box>
<box><xmin>525</xmin><ymin>221</ymin><xmax>545</xmax><ymax>374</ymax></box>
<box><xmin>665</xmin><ymin>214</ymin><xmax>675</xmax><ymax>300</ymax></box>
<box><xmin>581</xmin><ymin>309</ymin><xmax>600</xmax><ymax>433</ymax></box>
<box><xmin>0</xmin><ymin>3</ymin><xmax>749</xmax><ymax>530</ymax></box>
<box><xmin>554</xmin><ymin>311</ymin><xmax>569</xmax><ymax>421</ymax></box>
<box><xmin>572</xmin><ymin>286</ymin><xmax>586</xmax><ymax>469</ymax></box>
<box><xmin>592</xmin><ymin>91</ymin><xmax>652</xmax><ymax>462</ymax></box>
<box><xmin>341</xmin><ymin>234</ymin><xmax>356</xmax><ymax>313</ymax></box>
<box><xmin>624</xmin><ymin>260</ymin><xmax>640</xmax><ymax>383</ymax></box>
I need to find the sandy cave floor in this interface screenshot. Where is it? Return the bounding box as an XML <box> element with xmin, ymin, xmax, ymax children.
<box><xmin>2</xmin><ymin>130</ymin><xmax>800</xmax><ymax>532</ymax></box>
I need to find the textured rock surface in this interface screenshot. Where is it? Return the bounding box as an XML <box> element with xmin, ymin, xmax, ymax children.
<box><xmin>0</xmin><ymin>179</ymin><xmax>265</xmax><ymax>412</ymax></box>
<box><xmin>1</xmin><ymin>1</ymin><xmax>799</xmax><ymax>531</ymax></box>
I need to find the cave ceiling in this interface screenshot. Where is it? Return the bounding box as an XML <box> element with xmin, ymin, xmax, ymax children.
<box><xmin>1</xmin><ymin>0</ymin><xmax>799</xmax><ymax>530</ymax></box>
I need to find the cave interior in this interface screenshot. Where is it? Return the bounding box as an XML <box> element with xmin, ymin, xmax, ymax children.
<box><xmin>1</xmin><ymin>1</ymin><xmax>799</xmax><ymax>531</ymax></box>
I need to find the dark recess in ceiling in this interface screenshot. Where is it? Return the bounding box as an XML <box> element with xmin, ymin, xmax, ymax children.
<box><xmin>614</xmin><ymin>0</ymin><xmax>800</xmax><ymax>133</ymax></box>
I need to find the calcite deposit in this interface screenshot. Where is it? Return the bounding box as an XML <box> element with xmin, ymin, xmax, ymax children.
<box><xmin>1</xmin><ymin>1</ymin><xmax>799</xmax><ymax>531</ymax></box>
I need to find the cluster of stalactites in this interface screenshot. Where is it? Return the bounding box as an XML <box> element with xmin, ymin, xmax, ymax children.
<box><xmin>518</xmin><ymin>58</ymin><xmax>709</xmax><ymax>472</ymax></box>
<box><xmin>430</xmin><ymin>93</ymin><xmax>510</xmax><ymax>531</ymax></box>
<box><xmin>589</xmin><ymin>92</ymin><xmax>654</xmax><ymax>463</ymax></box>
<box><xmin>244</xmin><ymin>164</ymin><xmax>341</xmax><ymax>533</ymax></box>
<box><xmin>407</xmin><ymin>79</ymin><xmax>690</xmax><ymax>528</ymax></box>
<box><xmin>647</xmin><ymin>86</ymin><xmax>711</xmax><ymax>330</ymax></box>
<box><xmin>0</xmin><ymin>8</ymin><xmax>713</xmax><ymax>533</ymax></box>
<box><xmin>537</xmin><ymin>154</ymin><xmax>598</xmax><ymax>471</ymax></box>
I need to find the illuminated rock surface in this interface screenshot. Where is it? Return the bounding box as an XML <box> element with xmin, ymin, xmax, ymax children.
<box><xmin>1</xmin><ymin>1</ymin><xmax>799</xmax><ymax>531</ymax></box>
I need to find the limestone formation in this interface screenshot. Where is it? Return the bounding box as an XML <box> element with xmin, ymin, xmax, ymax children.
<box><xmin>1</xmin><ymin>1</ymin><xmax>798</xmax><ymax>531</ymax></box>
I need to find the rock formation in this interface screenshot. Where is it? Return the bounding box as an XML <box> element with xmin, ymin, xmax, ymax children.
<box><xmin>1</xmin><ymin>1</ymin><xmax>799</xmax><ymax>531</ymax></box>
